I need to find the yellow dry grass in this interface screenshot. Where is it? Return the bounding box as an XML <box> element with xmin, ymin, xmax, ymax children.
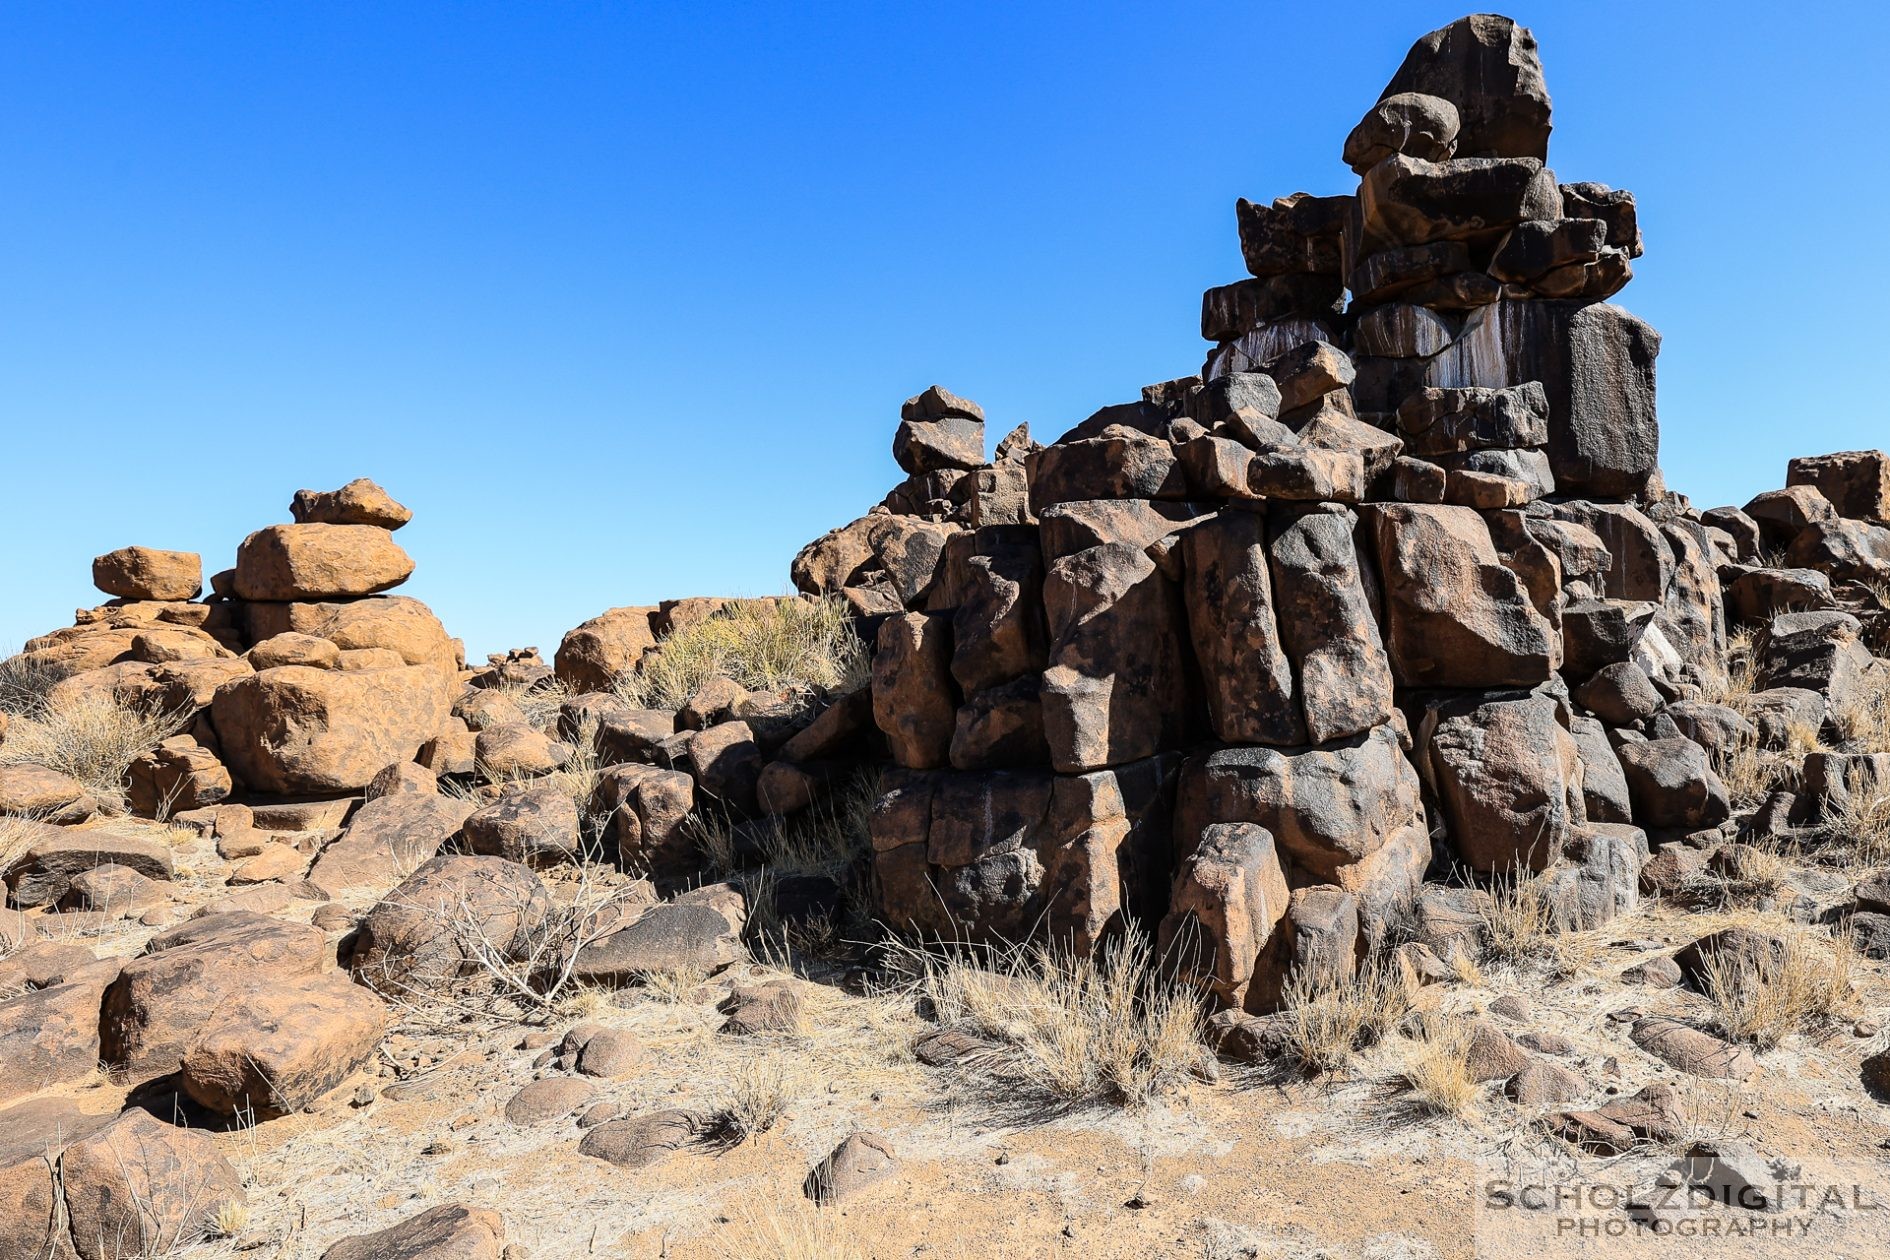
<box><xmin>1697</xmin><ymin>927</ymin><xmax>1860</xmax><ymax>1050</ymax></box>
<box><xmin>901</xmin><ymin>930</ymin><xmax>1210</xmax><ymax>1108</ymax></box>
<box><xmin>615</xmin><ymin>596</ymin><xmax>868</xmax><ymax>710</ymax></box>
<box><xmin>0</xmin><ymin>687</ymin><xmax>186</xmax><ymax>813</ymax></box>
<box><xmin>1396</xmin><ymin>1013</ymin><xmax>1481</xmax><ymax>1120</ymax></box>
<box><xmin>707</xmin><ymin>1192</ymin><xmax>867</xmax><ymax>1260</ymax></box>
<box><xmin>1275</xmin><ymin>959</ymin><xmax>1411</xmax><ymax>1077</ymax></box>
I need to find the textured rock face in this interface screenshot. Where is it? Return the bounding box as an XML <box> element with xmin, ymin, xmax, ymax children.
<box><xmin>212</xmin><ymin>663</ymin><xmax>454</xmax><ymax>794</ymax></box>
<box><xmin>1369</xmin><ymin>503</ymin><xmax>1556</xmax><ymax>687</ymax></box>
<box><xmin>291</xmin><ymin>477</ymin><xmax>414</xmax><ymax>529</ymax></box>
<box><xmin>92</xmin><ymin>545</ymin><xmax>202</xmax><ymax>600</ymax></box>
<box><xmin>1379</xmin><ymin>14</ymin><xmax>1552</xmax><ymax>161</ymax></box>
<box><xmin>234</xmin><ymin>523</ymin><xmax>416</xmax><ymax>600</ymax></box>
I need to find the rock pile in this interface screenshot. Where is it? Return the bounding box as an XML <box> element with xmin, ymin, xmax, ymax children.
<box><xmin>772</xmin><ymin>13</ymin><xmax>1890</xmax><ymax>1012</ymax></box>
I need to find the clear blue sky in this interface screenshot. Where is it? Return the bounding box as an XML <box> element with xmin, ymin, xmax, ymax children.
<box><xmin>3</xmin><ymin>2</ymin><xmax>1885</xmax><ymax>659</ymax></box>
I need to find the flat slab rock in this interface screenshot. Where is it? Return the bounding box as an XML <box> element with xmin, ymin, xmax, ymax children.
<box><xmin>318</xmin><ymin>1203</ymin><xmax>504</xmax><ymax>1260</ymax></box>
<box><xmin>576</xmin><ymin>1108</ymin><xmax>707</xmax><ymax>1169</ymax></box>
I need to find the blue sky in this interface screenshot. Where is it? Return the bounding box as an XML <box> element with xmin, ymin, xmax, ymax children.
<box><xmin>3</xmin><ymin>2</ymin><xmax>1885</xmax><ymax>658</ymax></box>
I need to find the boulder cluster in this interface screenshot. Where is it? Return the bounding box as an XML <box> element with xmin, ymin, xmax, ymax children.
<box><xmin>3</xmin><ymin>17</ymin><xmax>1890</xmax><ymax>1251</ymax></box>
<box><xmin>782</xmin><ymin>14</ymin><xmax>1890</xmax><ymax>1011</ymax></box>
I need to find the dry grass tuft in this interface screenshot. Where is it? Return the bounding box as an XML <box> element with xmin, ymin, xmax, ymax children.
<box><xmin>1833</xmin><ymin>666</ymin><xmax>1890</xmax><ymax>755</ymax></box>
<box><xmin>900</xmin><ymin>929</ymin><xmax>1210</xmax><ymax>1109</ymax></box>
<box><xmin>208</xmin><ymin>1200</ymin><xmax>251</xmax><ymax>1240</ymax></box>
<box><xmin>0</xmin><ymin>688</ymin><xmax>186</xmax><ymax>813</ymax></box>
<box><xmin>1697</xmin><ymin>628</ymin><xmax>1757</xmax><ymax>712</ymax></box>
<box><xmin>1715</xmin><ymin>724</ymin><xmax>1820</xmax><ymax>810</ymax></box>
<box><xmin>1396</xmin><ymin>1014</ymin><xmax>1481</xmax><ymax>1120</ymax></box>
<box><xmin>614</xmin><ymin>596</ymin><xmax>868</xmax><ymax>710</ymax></box>
<box><xmin>1697</xmin><ymin>928</ymin><xmax>1860</xmax><ymax>1050</ymax></box>
<box><xmin>1822</xmin><ymin>760</ymin><xmax>1890</xmax><ymax>863</ymax></box>
<box><xmin>1275</xmin><ymin>959</ymin><xmax>1412</xmax><ymax>1077</ymax></box>
<box><xmin>706</xmin><ymin>1056</ymin><xmax>801</xmax><ymax>1145</ymax></box>
<box><xmin>708</xmin><ymin>1192</ymin><xmax>867</xmax><ymax>1260</ymax></box>
<box><xmin>486</xmin><ymin>677</ymin><xmax>572</xmax><ymax>729</ymax></box>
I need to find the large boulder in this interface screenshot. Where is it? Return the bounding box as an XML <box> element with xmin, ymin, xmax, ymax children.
<box><xmin>1369</xmin><ymin>503</ymin><xmax>1556</xmax><ymax>687</ymax></box>
<box><xmin>59</xmin><ymin>1109</ymin><xmax>246</xmax><ymax>1260</ymax></box>
<box><xmin>0</xmin><ymin>964</ymin><xmax>117</xmax><ymax>1105</ymax></box>
<box><xmin>1786</xmin><ymin>450</ymin><xmax>1890</xmax><ymax>523</ymax></box>
<box><xmin>307</xmin><ymin>791</ymin><xmax>475</xmax><ymax>899</ymax></box>
<box><xmin>92</xmin><ymin>546</ymin><xmax>202</xmax><ymax>601</ymax></box>
<box><xmin>1614</xmin><ymin>738</ymin><xmax>1732</xmax><ymax>832</ymax></box>
<box><xmin>1158</xmin><ymin>822</ymin><xmax>1290</xmax><ymax>1012</ymax></box>
<box><xmin>1042</xmin><ymin>542</ymin><xmax>1194</xmax><ymax>772</ymax></box>
<box><xmin>554</xmin><ymin>605</ymin><xmax>658</xmax><ymax>693</ymax></box>
<box><xmin>234</xmin><ymin>524</ymin><xmax>415</xmax><ymax>601</ymax></box>
<box><xmin>349</xmin><ymin>855</ymin><xmax>550</xmax><ymax>997</ymax></box>
<box><xmin>872</xmin><ymin>613</ymin><xmax>956</xmax><ymax>770</ymax></box>
<box><xmin>1173</xmin><ymin>724</ymin><xmax>1424</xmax><ymax>884</ymax></box>
<box><xmin>102</xmin><ymin>911</ymin><xmax>383</xmax><ymax>1116</ymax></box>
<box><xmin>5</xmin><ymin>827</ymin><xmax>173</xmax><ymax>909</ymax></box>
<box><xmin>1427</xmin><ymin>301</ymin><xmax>1659</xmax><ymax>498</ymax></box>
<box><xmin>1419</xmin><ymin>688</ymin><xmax>1584</xmax><ymax>873</ymax></box>
<box><xmin>462</xmin><ymin>782</ymin><xmax>581</xmax><ymax>867</ymax></box>
<box><xmin>212</xmin><ymin>663</ymin><xmax>454</xmax><ymax>794</ymax></box>
<box><xmin>0</xmin><ymin>1099</ymin><xmax>112</xmax><ymax>1259</ymax></box>
<box><xmin>1377</xmin><ymin>14</ymin><xmax>1552</xmax><ymax>161</ymax></box>
<box><xmin>1180</xmin><ymin>508</ymin><xmax>1302</xmax><ymax>746</ymax></box>
<box><xmin>291</xmin><ymin>477</ymin><xmax>414</xmax><ymax>530</ymax></box>
<box><xmin>1269</xmin><ymin>505</ymin><xmax>1395</xmax><ymax>743</ymax></box>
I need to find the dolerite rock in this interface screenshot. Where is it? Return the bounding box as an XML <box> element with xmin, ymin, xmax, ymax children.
<box><xmin>950</xmin><ymin>539</ymin><xmax>1047</xmax><ymax>694</ymax></box>
<box><xmin>462</xmin><ymin>781</ymin><xmax>582</xmax><ymax>867</ymax></box>
<box><xmin>1358</xmin><ymin>154</ymin><xmax>1560</xmax><ymax>250</ymax></box>
<box><xmin>1342</xmin><ymin>91</ymin><xmax>1459</xmax><ymax>172</ymax></box>
<box><xmin>1042</xmin><ymin>542</ymin><xmax>1193</xmax><ymax>771</ymax></box>
<box><xmin>1159</xmin><ymin>822</ymin><xmax>1290</xmax><ymax>1012</ymax></box>
<box><xmin>1180</xmin><ymin>508</ymin><xmax>1301</xmax><ymax>746</ymax></box>
<box><xmin>0</xmin><ymin>765</ymin><xmax>97</xmax><ymax>823</ymax></box>
<box><xmin>1572</xmin><ymin>660</ymin><xmax>1662</xmax><ymax>726</ymax></box>
<box><xmin>1418</xmin><ymin>688</ymin><xmax>1584</xmax><ymax>874</ymax></box>
<box><xmin>0</xmin><ymin>963</ymin><xmax>117</xmax><ymax>1105</ymax></box>
<box><xmin>103</xmin><ymin>911</ymin><xmax>384</xmax><ymax>1115</ymax></box>
<box><xmin>591</xmin><ymin>763</ymin><xmax>696</xmax><ymax>878</ymax></box>
<box><xmin>1786</xmin><ymin>516</ymin><xmax>1890</xmax><ymax>584</ymax></box>
<box><xmin>894</xmin><ymin>386</ymin><xmax>986</xmax><ymax>473</ymax></box>
<box><xmin>291</xmin><ymin>477</ymin><xmax>414</xmax><ymax>530</ymax></box>
<box><xmin>1427</xmin><ymin>301</ymin><xmax>1659</xmax><ymax>498</ymax></box>
<box><xmin>318</xmin><ymin>1204</ymin><xmax>505</xmax><ymax>1260</ymax></box>
<box><xmin>872</xmin><ymin>612</ymin><xmax>956</xmax><ymax>770</ymax></box>
<box><xmin>1614</xmin><ymin>738</ymin><xmax>1732</xmax><ymax>832</ymax></box>
<box><xmin>1268</xmin><ymin>505</ymin><xmax>1394</xmax><ymax>743</ymax></box>
<box><xmin>1369</xmin><ymin>503</ymin><xmax>1555</xmax><ymax>687</ymax></box>
<box><xmin>212</xmin><ymin>663</ymin><xmax>453</xmax><ymax>794</ymax></box>
<box><xmin>252</xmin><ymin>595</ymin><xmax>460</xmax><ymax>671</ymax></box>
<box><xmin>805</xmin><ymin>1131</ymin><xmax>900</xmax><ymax>1204</ymax></box>
<box><xmin>1174</xmin><ymin>724</ymin><xmax>1425</xmax><ymax>891</ymax></box>
<box><xmin>1787</xmin><ymin>450</ymin><xmax>1890</xmax><ymax>523</ymax></box>
<box><xmin>555</xmin><ymin>605</ymin><xmax>659</xmax><ymax>693</ymax></box>
<box><xmin>0</xmin><ymin>1099</ymin><xmax>112</xmax><ymax>1259</ymax></box>
<box><xmin>91</xmin><ymin>546</ymin><xmax>202</xmax><ymax>600</ymax></box>
<box><xmin>1287</xmin><ymin>884</ymin><xmax>1361</xmax><ymax>987</ymax></box>
<box><xmin>349</xmin><ymin>856</ymin><xmax>550</xmax><ymax>996</ymax></box>
<box><xmin>5</xmin><ymin>827</ymin><xmax>174</xmax><ymax>908</ymax></box>
<box><xmin>569</xmin><ymin>899</ymin><xmax>745</xmax><ymax>984</ymax></box>
<box><xmin>1630</xmin><ymin>1016</ymin><xmax>1758</xmax><ymax>1081</ymax></box>
<box><xmin>126</xmin><ymin>734</ymin><xmax>232</xmax><ymax>816</ymax></box>
<box><xmin>1378</xmin><ymin>14</ymin><xmax>1551</xmax><ymax>160</ymax></box>
<box><xmin>59</xmin><ymin>1109</ymin><xmax>246</xmax><ymax>1260</ymax></box>
<box><xmin>234</xmin><ymin>524</ymin><xmax>415</xmax><ymax>600</ymax></box>
<box><xmin>307</xmin><ymin>791</ymin><xmax>475</xmax><ymax>898</ymax></box>
<box><xmin>1758</xmin><ymin>610</ymin><xmax>1873</xmax><ymax>705</ymax></box>
<box><xmin>1027</xmin><ymin>429</ymin><xmax>1189</xmax><ymax>514</ymax></box>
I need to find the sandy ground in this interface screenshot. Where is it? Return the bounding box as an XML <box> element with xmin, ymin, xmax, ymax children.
<box><xmin>14</xmin><ymin>819</ymin><xmax>1890</xmax><ymax>1260</ymax></box>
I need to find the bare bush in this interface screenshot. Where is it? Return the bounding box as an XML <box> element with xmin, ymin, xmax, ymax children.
<box><xmin>0</xmin><ymin>648</ymin><xmax>66</xmax><ymax>718</ymax></box>
<box><xmin>614</xmin><ymin>596</ymin><xmax>868</xmax><ymax>709</ymax></box>
<box><xmin>706</xmin><ymin>1056</ymin><xmax>802</xmax><ymax>1146</ymax></box>
<box><xmin>1823</xmin><ymin>760</ymin><xmax>1890</xmax><ymax>863</ymax></box>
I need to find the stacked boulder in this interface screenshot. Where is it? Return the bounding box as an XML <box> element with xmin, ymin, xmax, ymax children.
<box><xmin>780</xmin><ymin>14</ymin><xmax>1807</xmax><ymax>1013</ymax></box>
